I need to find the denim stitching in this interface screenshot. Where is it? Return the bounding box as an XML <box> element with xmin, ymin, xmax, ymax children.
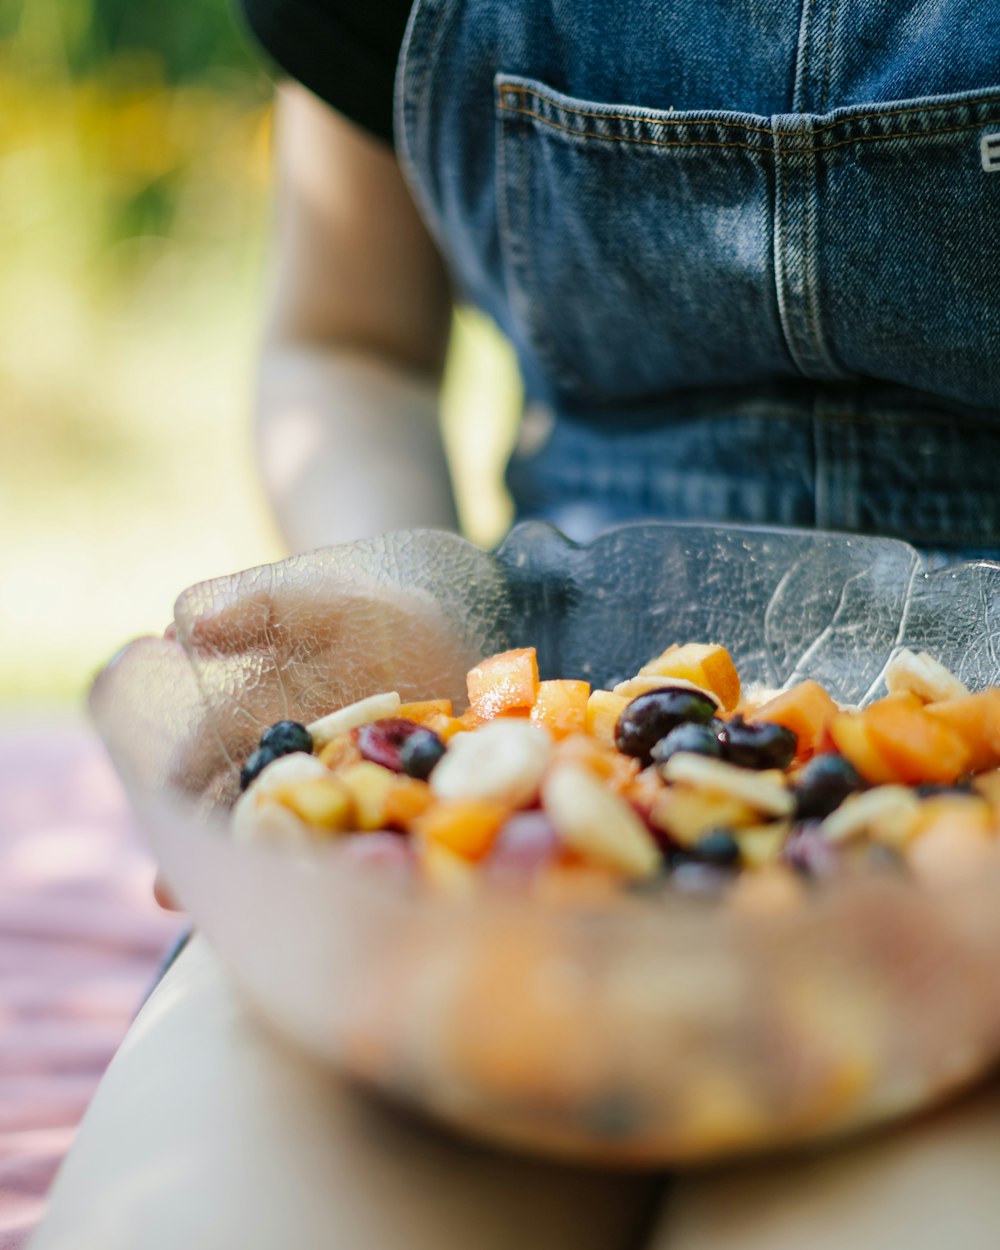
<box><xmin>498</xmin><ymin>102</ymin><xmax>1000</xmax><ymax>153</ymax></box>
<box><xmin>820</xmin><ymin>0</ymin><xmax>842</xmax><ymax>113</ymax></box>
<box><xmin>813</xmin><ymin>117</ymin><xmax>1000</xmax><ymax>152</ymax></box>
<box><xmin>498</xmin><ymin>87</ymin><xmax>774</xmax><ymax>134</ymax></box>
<box><xmin>498</xmin><ymin>84</ymin><xmax>1000</xmax><ymax>137</ymax></box>
<box><xmin>795</xmin><ymin>0</ymin><xmax>820</xmax><ymax>112</ymax></box>
<box><xmin>775</xmin><ymin>147</ymin><xmax>794</xmax><ymax>364</ymax></box>
<box><xmin>497</xmin><ymin>104</ymin><xmax>768</xmax><ymax>151</ymax></box>
<box><xmin>802</xmin><ymin>148</ymin><xmax>825</xmax><ymax>368</ymax></box>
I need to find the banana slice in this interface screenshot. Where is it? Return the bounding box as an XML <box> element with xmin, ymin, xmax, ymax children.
<box><xmin>612</xmin><ymin>675</ymin><xmax>720</xmax><ymax>705</ymax></box>
<box><xmin>232</xmin><ymin>792</ymin><xmax>312</xmax><ymax>846</ymax></box>
<box><xmin>884</xmin><ymin>649</ymin><xmax>968</xmax><ymax>703</ymax></box>
<box><xmin>430</xmin><ymin>720</ymin><xmax>552</xmax><ymax>807</ymax></box>
<box><xmin>820</xmin><ymin>785</ymin><xmax>919</xmax><ymax>844</ymax></box>
<box><xmin>247</xmin><ymin>750</ymin><xmax>330</xmax><ymax>797</ymax></box>
<box><xmin>542</xmin><ymin>762</ymin><xmax>661</xmax><ymax>878</ymax></box>
<box><xmin>306</xmin><ymin>691</ymin><xmax>401</xmax><ymax>747</ymax></box>
<box><xmin>659</xmin><ymin>754</ymin><xmax>795</xmax><ymax>817</ymax></box>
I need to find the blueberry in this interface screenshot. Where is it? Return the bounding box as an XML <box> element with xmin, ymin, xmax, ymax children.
<box><xmin>718</xmin><ymin>715</ymin><xmax>797</xmax><ymax>770</ymax></box>
<box><xmin>692</xmin><ymin>828</ymin><xmax>741</xmax><ymax>866</ymax></box>
<box><xmin>650</xmin><ymin>720</ymin><xmax>724</xmax><ymax>766</ymax></box>
<box><xmin>398</xmin><ymin>728</ymin><xmax>447</xmax><ymax>780</ymax></box>
<box><xmin>615</xmin><ymin>687</ymin><xmax>718</xmax><ymax>764</ymax></box>
<box><xmin>356</xmin><ymin>718</ymin><xmax>423</xmax><ymax>773</ymax></box>
<box><xmin>793</xmin><ymin>754</ymin><xmax>863</xmax><ymax>819</ymax></box>
<box><xmin>240</xmin><ymin>745</ymin><xmax>278</xmax><ymax>791</ymax></box>
<box><xmin>259</xmin><ymin>720</ymin><xmax>314</xmax><ymax>757</ymax></box>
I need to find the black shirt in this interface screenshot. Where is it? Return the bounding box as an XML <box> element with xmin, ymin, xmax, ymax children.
<box><xmin>240</xmin><ymin>0</ymin><xmax>411</xmax><ymax>144</ymax></box>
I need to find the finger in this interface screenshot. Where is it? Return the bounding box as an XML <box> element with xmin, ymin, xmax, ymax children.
<box><xmin>153</xmin><ymin>872</ymin><xmax>182</xmax><ymax>912</ymax></box>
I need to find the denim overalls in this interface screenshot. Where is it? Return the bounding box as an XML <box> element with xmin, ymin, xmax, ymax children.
<box><xmin>396</xmin><ymin>0</ymin><xmax>1000</xmax><ymax>552</ymax></box>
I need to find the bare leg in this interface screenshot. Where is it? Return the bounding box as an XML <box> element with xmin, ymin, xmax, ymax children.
<box><xmin>29</xmin><ymin>937</ymin><xmax>655</xmax><ymax>1250</ymax></box>
<box><xmin>647</xmin><ymin>1080</ymin><xmax>1000</xmax><ymax>1250</ymax></box>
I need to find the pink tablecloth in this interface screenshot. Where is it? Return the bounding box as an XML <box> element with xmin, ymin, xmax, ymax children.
<box><xmin>0</xmin><ymin>722</ymin><xmax>185</xmax><ymax>1250</ymax></box>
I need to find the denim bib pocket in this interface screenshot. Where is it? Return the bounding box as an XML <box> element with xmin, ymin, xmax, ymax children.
<box><xmin>812</xmin><ymin>87</ymin><xmax>1000</xmax><ymax>411</ymax></box>
<box><xmin>496</xmin><ymin>75</ymin><xmax>1000</xmax><ymax>414</ymax></box>
<box><xmin>494</xmin><ymin>73</ymin><xmax>793</xmax><ymax>405</ymax></box>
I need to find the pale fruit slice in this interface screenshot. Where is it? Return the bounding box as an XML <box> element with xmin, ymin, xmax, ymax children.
<box><xmin>542</xmin><ymin>762</ymin><xmax>661</xmax><ymax>878</ymax></box>
<box><xmin>734</xmin><ymin>821</ymin><xmax>792</xmax><ymax>868</ymax></box>
<box><xmin>819</xmin><ymin>786</ymin><xmax>919</xmax><ymax>844</ymax></box>
<box><xmin>231</xmin><ymin>793</ymin><xmax>312</xmax><ymax>846</ymax></box>
<box><xmin>273</xmin><ymin>776</ymin><xmax>353</xmax><ymax>832</ymax></box>
<box><xmin>247</xmin><ymin>751</ymin><xmax>330</xmax><ymax>798</ymax></box>
<box><xmin>612</xmin><ymin>675</ymin><xmax>720</xmax><ymax>706</ymax></box>
<box><xmin>337</xmin><ymin>761</ymin><xmax>397</xmax><ymax>831</ymax></box>
<box><xmin>306</xmin><ymin>692</ymin><xmax>401</xmax><ymax>747</ymax></box>
<box><xmin>430</xmin><ymin>720</ymin><xmax>553</xmax><ymax>807</ymax></box>
<box><xmin>650</xmin><ymin>788</ymin><xmax>759</xmax><ymax>848</ymax></box>
<box><xmin>638</xmin><ymin>642</ymin><xmax>741</xmax><ymax>711</ymax></box>
<box><xmin>659</xmin><ymin>754</ymin><xmax>795</xmax><ymax>817</ymax></box>
<box><xmin>884</xmin><ymin>648</ymin><xmax>968</xmax><ymax>703</ymax></box>
<box><xmin>585</xmin><ymin>690</ymin><xmax>630</xmax><ymax>748</ymax></box>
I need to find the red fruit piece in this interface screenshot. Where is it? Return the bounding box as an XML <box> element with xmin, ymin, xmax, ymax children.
<box><xmin>355</xmin><ymin>718</ymin><xmax>423</xmax><ymax>773</ymax></box>
<box><xmin>484</xmin><ymin>812</ymin><xmax>561</xmax><ymax>882</ymax></box>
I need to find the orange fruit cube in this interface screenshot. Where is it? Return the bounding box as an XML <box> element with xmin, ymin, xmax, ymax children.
<box><xmin>424</xmin><ymin>712</ymin><xmax>470</xmax><ymax>743</ymax></box>
<box><xmin>924</xmin><ymin>688</ymin><xmax>1000</xmax><ymax>774</ymax></box>
<box><xmin>552</xmin><ymin>733</ymin><xmax>639</xmax><ymax>791</ymax></box>
<box><xmin>749</xmin><ymin>680</ymin><xmax>840</xmax><ymax>761</ymax></box>
<box><xmin>639</xmin><ymin>643</ymin><xmax>741</xmax><ymax>711</ymax></box>
<box><xmin>828</xmin><ymin>712</ymin><xmax>899</xmax><ymax>785</ymax></box>
<box><xmin>466</xmin><ymin>648</ymin><xmax>539</xmax><ymax>721</ymax></box>
<box><xmin>397</xmin><ymin>699</ymin><xmax>454</xmax><ymax>724</ymax></box>
<box><xmin>412</xmin><ymin>798</ymin><xmax>510</xmax><ymax>860</ymax></box>
<box><xmin>863</xmin><ymin>696</ymin><xmax>971</xmax><ymax>785</ymax></box>
<box><xmin>530</xmin><ymin>679</ymin><xmax>591</xmax><ymax>739</ymax></box>
<box><xmin>382</xmin><ymin>777</ymin><xmax>434</xmax><ymax>829</ymax></box>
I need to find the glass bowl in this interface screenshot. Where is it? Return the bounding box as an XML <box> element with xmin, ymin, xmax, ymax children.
<box><xmin>90</xmin><ymin>523</ymin><xmax>1000</xmax><ymax>1165</ymax></box>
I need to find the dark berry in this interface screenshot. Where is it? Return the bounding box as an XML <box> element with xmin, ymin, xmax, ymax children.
<box><xmin>356</xmin><ymin>718</ymin><xmax>423</xmax><ymax>773</ymax></box>
<box><xmin>615</xmin><ymin>686</ymin><xmax>718</xmax><ymax>764</ymax></box>
<box><xmin>793</xmin><ymin>754</ymin><xmax>864</xmax><ymax>819</ymax></box>
<box><xmin>399</xmin><ymin>728</ymin><xmax>447</xmax><ymax>780</ymax></box>
<box><xmin>783</xmin><ymin>826</ymin><xmax>840</xmax><ymax>880</ymax></box>
<box><xmin>240</xmin><ymin>745</ymin><xmax>278</xmax><ymax>791</ymax></box>
<box><xmin>718</xmin><ymin>715</ymin><xmax>797</xmax><ymax>770</ymax></box>
<box><xmin>692</xmin><ymin>829</ymin><xmax>741</xmax><ymax>866</ymax></box>
<box><xmin>650</xmin><ymin>719</ymin><xmax>725</xmax><ymax>766</ymax></box>
<box><xmin>260</xmin><ymin>719</ymin><xmax>314</xmax><ymax>757</ymax></box>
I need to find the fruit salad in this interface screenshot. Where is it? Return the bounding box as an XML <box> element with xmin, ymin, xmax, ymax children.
<box><xmin>232</xmin><ymin>640</ymin><xmax>1000</xmax><ymax>905</ymax></box>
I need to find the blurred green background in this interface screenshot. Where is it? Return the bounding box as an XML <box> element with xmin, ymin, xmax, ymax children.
<box><xmin>1</xmin><ymin>0</ymin><xmax>520</xmax><ymax>710</ymax></box>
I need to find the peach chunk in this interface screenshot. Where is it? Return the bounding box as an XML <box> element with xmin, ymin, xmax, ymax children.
<box><xmin>530</xmin><ymin>679</ymin><xmax>591</xmax><ymax>739</ymax></box>
<box><xmin>412</xmin><ymin>798</ymin><xmax>510</xmax><ymax>860</ymax></box>
<box><xmin>639</xmin><ymin>643</ymin><xmax>741</xmax><ymax>712</ymax></box>
<box><xmin>863</xmin><ymin>695</ymin><xmax>971</xmax><ymax>785</ymax></box>
<box><xmin>466</xmin><ymin>648</ymin><xmax>539</xmax><ymax>721</ymax></box>
<box><xmin>750</xmin><ymin>680</ymin><xmax>840</xmax><ymax>761</ymax></box>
